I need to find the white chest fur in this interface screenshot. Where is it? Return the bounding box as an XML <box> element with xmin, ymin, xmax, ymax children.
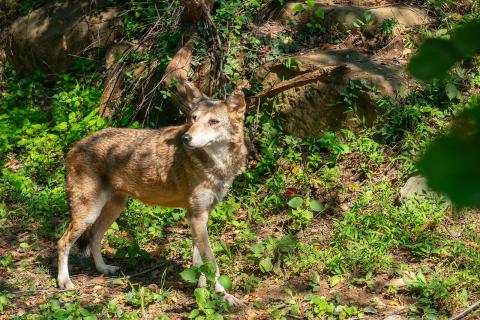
<box><xmin>204</xmin><ymin>143</ymin><xmax>230</xmax><ymax>170</ymax></box>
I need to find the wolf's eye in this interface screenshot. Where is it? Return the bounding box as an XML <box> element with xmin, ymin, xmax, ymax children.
<box><xmin>191</xmin><ymin>115</ymin><xmax>197</xmax><ymax>121</ymax></box>
<box><xmin>208</xmin><ymin>119</ymin><xmax>219</xmax><ymax>125</ymax></box>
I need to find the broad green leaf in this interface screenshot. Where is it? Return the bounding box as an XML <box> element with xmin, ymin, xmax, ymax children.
<box><xmin>293</xmin><ymin>3</ymin><xmax>304</xmax><ymax>14</ymax></box>
<box><xmin>309</xmin><ymin>200</ymin><xmax>324</xmax><ymax>212</ymax></box>
<box><xmin>329</xmin><ymin>275</ymin><xmax>343</xmax><ymax>288</ymax></box>
<box><xmin>277</xmin><ymin>234</ymin><xmax>297</xmax><ymax>253</ymax></box>
<box><xmin>259</xmin><ymin>258</ymin><xmax>274</xmax><ymax>273</ymax></box>
<box><xmin>306</xmin><ymin>0</ymin><xmax>315</xmax><ymax>9</ymax></box>
<box><xmin>445</xmin><ymin>83</ymin><xmax>460</xmax><ymax>100</ymax></box>
<box><xmin>189</xmin><ymin>308</ymin><xmax>200</xmax><ymax>319</ymax></box>
<box><xmin>19</xmin><ymin>242</ymin><xmax>30</xmax><ymax>249</ymax></box>
<box><xmin>288</xmin><ymin>196</ymin><xmax>304</xmax><ymax>209</ymax></box>
<box><xmin>251</xmin><ymin>243</ymin><xmax>265</xmax><ymax>255</ymax></box>
<box><xmin>314</xmin><ymin>9</ymin><xmax>325</xmax><ymax>19</ymax></box>
<box><xmin>418</xmin><ymin>99</ymin><xmax>480</xmax><ymax>208</ymax></box>
<box><xmin>408</xmin><ymin>38</ymin><xmax>460</xmax><ymax>80</ymax></box>
<box><xmin>417</xmin><ymin>271</ymin><xmax>426</xmax><ymax>283</ymax></box>
<box><xmin>180</xmin><ymin>267</ymin><xmax>199</xmax><ymax>283</ymax></box>
<box><xmin>218</xmin><ymin>275</ymin><xmax>233</xmax><ymax>291</ymax></box>
<box><xmin>408</xmin><ymin>20</ymin><xmax>480</xmax><ymax>80</ymax></box>
<box><xmin>194</xmin><ymin>287</ymin><xmax>210</xmax><ymax>305</ymax></box>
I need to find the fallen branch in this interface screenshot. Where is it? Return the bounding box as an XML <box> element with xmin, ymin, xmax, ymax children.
<box><xmin>246</xmin><ymin>64</ymin><xmax>349</xmax><ymax>108</ymax></box>
<box><xmin>2</xmin><ymin>263</ymin><xmax>166</xmax><ymax>296</ymax></box>
<box><xmin>450</xmin><ymin>301</ymin><xmax>480</xmax><ymax>320</ymax></box>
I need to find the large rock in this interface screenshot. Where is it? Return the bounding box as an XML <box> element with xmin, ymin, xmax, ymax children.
<box><xmin>7</xmin><ymin>0</ymin><xmax>123</xmax><ymax>75</ymax></box>
<box><xmin>278</xmin><ymin>2</ymin><xmax>430</xmax><ymax>33</ymax></box>
<box><xmin>254</xmin><ymin>49</ymin><xmax>407</xmax><ymax>137</ymax></box>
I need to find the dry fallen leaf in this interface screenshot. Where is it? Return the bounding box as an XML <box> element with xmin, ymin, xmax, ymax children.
<box><xmin>92</xmin><ymin>274</ymin><xmax>105</xmax><ymax>283</ymax></box>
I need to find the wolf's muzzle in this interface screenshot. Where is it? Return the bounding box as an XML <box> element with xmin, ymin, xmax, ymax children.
<box><xmin>182</xmin><ymin>133</ymin><xmax>192</xmax><ymax>147</ymax></box>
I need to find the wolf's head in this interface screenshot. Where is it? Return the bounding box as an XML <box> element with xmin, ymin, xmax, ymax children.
<box><xmin>181</xmin><ymin>83</ymin><xmax>246</xmax><ymax>149</ymax></box>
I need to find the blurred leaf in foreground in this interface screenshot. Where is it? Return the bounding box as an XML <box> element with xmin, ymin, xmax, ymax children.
<box><xmin>418</xmin><ymin>97</ymin><xmax>480</xmax><ymax>208</ymax></box>
<box><xmin>408</xmin><ymin>20</ymin><xmax>480</xmax><ymax>81</ymax></box>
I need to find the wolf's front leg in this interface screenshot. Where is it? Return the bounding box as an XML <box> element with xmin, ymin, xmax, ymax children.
<box><xmin>187</xmin><ymin>213</ymin><xmax>241</xmax><ymax>309</ymax></box>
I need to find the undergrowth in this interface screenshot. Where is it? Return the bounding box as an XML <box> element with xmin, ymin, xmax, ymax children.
<box><xmin>1</xmin><ymin>0</ymin><xmax>480</xmax><ymax>319</ymax></box>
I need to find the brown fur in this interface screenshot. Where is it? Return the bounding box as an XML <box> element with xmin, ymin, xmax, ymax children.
<box><xmin>57</xmin><ymin>89</ymin><xmax>247</xmax><ymax>306</ymax></box>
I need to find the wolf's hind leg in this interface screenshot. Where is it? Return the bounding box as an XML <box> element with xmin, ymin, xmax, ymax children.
<box><xmin>90</xmin><ymin>193</ymin><xmax>127</xmax><ymax>275</ymax></box>
<box><xmin>57</xmin><ymin>191</ymin><xmax>109</xmax><ymax>289</ymax></box>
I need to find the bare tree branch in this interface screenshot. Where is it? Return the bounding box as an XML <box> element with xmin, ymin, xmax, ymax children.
<box><xmin>246</xmin><ymin>64</ymin><xmax>349</xmax><ymax>108</ymax></box>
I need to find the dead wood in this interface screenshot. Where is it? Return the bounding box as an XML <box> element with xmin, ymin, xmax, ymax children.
<box><xmin>160</xmin><ymin>31</ymin><xmax>197</xmax><ymax>114</ymax></box>
<box><xmin>450</xmin><ymin>300</ymin><xmax>480</xmax><ymax>320</ymax></box>
<box><xmin>159</xmin><ymin>0</ymin><xmax>215</xmax><ymax>114</ymax></box>
<box><xmin>246</xmin><ymin>64</ymin><xmax>350</xmax><ymax>108</ymax></box>
<box><xmin>181</xmin><ymin>0</ymin><xmax>214</xmax><ymax>23</ymax></box>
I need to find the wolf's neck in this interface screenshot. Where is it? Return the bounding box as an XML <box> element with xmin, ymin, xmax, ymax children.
<box><xmin>203</xmin><ymin>143</ymin><xmax>230</xmax><ymax>170</ymax></box>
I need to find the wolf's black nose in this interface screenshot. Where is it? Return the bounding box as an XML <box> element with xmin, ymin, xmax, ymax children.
<box><xmin>182</xmin><ymin>133</ymin><xmax>192</xmax><ymax>145</ymax></box>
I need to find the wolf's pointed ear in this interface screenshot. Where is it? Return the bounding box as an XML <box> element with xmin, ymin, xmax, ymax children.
<box><xmin>226</xmin><ymin>90</ymin><xmax>246</xmax><ymax>116</ymax></box>
<box><xmin>185</xmin><ymin>81</ymin><xmax>207</xmax><ymax>107</ymax></box>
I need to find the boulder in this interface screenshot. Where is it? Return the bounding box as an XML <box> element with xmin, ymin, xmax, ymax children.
<box><xmin>399</xmin><ymin>175</ymin><xmax>435</xmax><ymax>202</ymax></box>
<box><xmin>7</xmin><ymin>0</ymin><xmax>123</xmax><ymax>75</ymax></box>
<box><xmin>254</xmin><ymin>49</ymin><xmax>407</xmax><ymax>137</ymax></box>
<box><xmin>278</xmin><ymin>2</ymin><xmax>430</xmax><ymax>33</ymax></box>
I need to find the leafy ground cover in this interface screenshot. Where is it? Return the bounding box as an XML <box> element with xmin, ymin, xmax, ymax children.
<box><xmin>1</xmin><ymin>0</ymin><xmax>480</xmax><ymax>319</ymax></box>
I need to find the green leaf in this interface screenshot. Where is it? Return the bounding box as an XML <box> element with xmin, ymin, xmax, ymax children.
<box><xmin>311</xmin><ymin>271</ymin><xmax>321</xmax><ymax>285</ymax></box>
<box><xmin>189</xmin><ymin>308</ymin><xmax>200</xmax><ymax>319</ymax></box>
<box><xmin>251</xmin><ymin>243</ymin><xmax>265</xmax><ymax>256</ymax></box>
<box><xmin>309</xmin><ymin>200</ymin><xmax>324</xmax><ymax>212</ymax></box>
<box><xmin>259</xmin><ymin>258</ymin><xmax>274</xmax><ymax>273</ymax></box>
<box><xmin>53</xmin><ymin>122</ymin><xmax>68</xmax><ymax>132</ymax></box>
<box><xmin>277</xmin><ymin>234</ymin><xmax>297</xmax><ymax>253</ymax></box>
<box><xmin>408</xmin><ymin>39</ymin><xmax>461</xmax><ymax>80</ymax></box>
<box><xmin>194</xmin><ymin>287</ymin><xmax>210</xmax><ymax>306</ymax></box>
<box><xmin>306</xmin><ymin>0</ymin><xmax>315</xmax><ymax>9</ymax></box>
<box><xmin>293</xmin><ymin>3</ymin><xmax>304</xmax><ymax>14</ymax></box>
<box><xmin>314</xmin><ymin>9</ymin><xmax>325</xmax><ymax>19</ymax></box>
<box><xmin>445</xmin><ymin>83</ymin><xmax>460</xmax><ymax>100</ymax></box>
<box><xmin>19</xmin><ymin>242</ymin><xmax>30</xmax><ymax>249</ymax></box>
<box><xmin>417</xmin><ymin>271</ymin><xmax>427</xmax><ymax>283</ymax></box>
<box><xmin>364</xmin><ymin>12</ymin><xmax>372</xmax><ymax>23</ymax></box>
<box><xmin>218</xmin><ymin>275</ymin><xmax>233</xmax><ymax>291</ymax></box>
<box><xmin>288</xmin><ymin>196</ymin><xmax>304</xmax><ymax>209</ymax></box>
<box><xmin>329</xmin><ymin>275</ymin><xmax>343</xmax><ymax>288</ymax></box>
<box><xmin>408</xmin><ymin>20</ymin><xmax>480</xmax><ymax>80</ymax></box>
<box><xmin>418</xmin><ymin>101</ymin><xmax>480</xmax><ymax>208</ymax></box>
<box><xmin>180</xmin><ymin>267</ymin><xmax>199</xmax><ymax>283</ymax></box>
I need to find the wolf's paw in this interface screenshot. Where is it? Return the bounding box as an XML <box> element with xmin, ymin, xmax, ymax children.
<box><xmin>97</xmin><ymin>264</ymin><xmax>120</xmax><ymax>275</ymax></box>
<box><xmin>223</xmin><ymin>292</ymin><xmax>242</xmax><ymax>310</ymax></box>
<box><xmin>58</xmin><ymin>277</ymin><xmax>75</xmax><ymax>290</ymax></box>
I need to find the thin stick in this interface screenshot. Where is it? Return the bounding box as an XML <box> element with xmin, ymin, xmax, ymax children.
<box><xmin>450</xmin><ymin>301</ymin><xmax>480</xmax><ymax>320</ymax></box>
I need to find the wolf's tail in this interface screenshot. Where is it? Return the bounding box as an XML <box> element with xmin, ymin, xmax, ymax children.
<box><xmin>76</xmin><ymin>229</ymin><xmax>91</xmax><ymax>258</ymax></box>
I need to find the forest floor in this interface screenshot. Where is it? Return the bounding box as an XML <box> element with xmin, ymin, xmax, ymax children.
<box><xmin>1</xmin><ymin>0</ymin><xmax>480</xmax><ymax>319</ymax></box>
